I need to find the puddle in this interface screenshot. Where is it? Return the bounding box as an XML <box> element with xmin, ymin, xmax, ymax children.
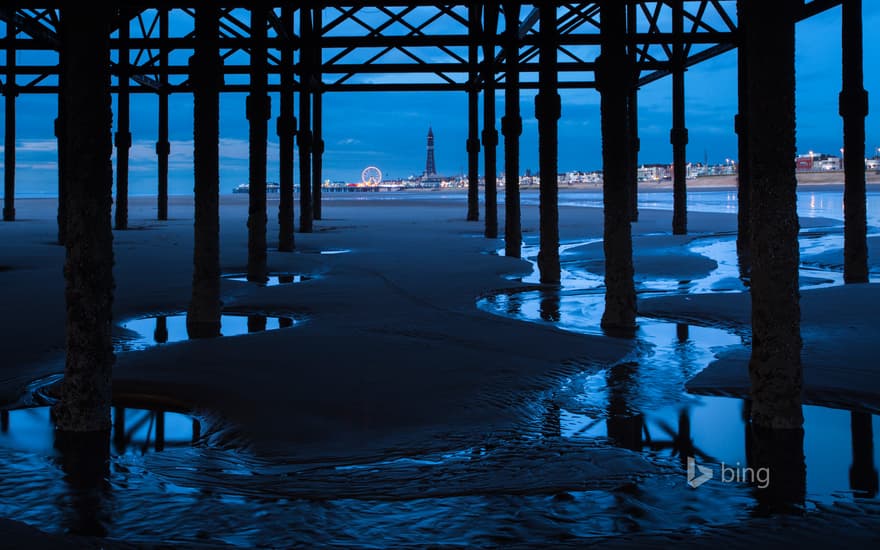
<box><xmin>224</xmin><ymin>273</ymin><xmax>314</xmax><ymax>286</ymax></box>
<box><xmin>115</xmin><ymin>313</ymin><xmax>299</xmax><ymax>352</ymax></box>
<box><xmin>296</xmin><ymin>248</ymin><xmax>351</xmax><ymax>255</ymax></box>
<box><xmin>0</xmin><ymin>406</ymin><xmax>200</xmax><ymax>457</ymax></box>
<box><xmin>479</xmin><ymin>229</ymin><xmax>880</xmax><ymax>506</ymax></box>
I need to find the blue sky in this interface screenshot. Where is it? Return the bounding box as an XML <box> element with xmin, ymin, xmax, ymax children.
<box><xmin>1</xmin><ymin>5</ymin><xmax>879</xmax><ymax>197</ymax></box>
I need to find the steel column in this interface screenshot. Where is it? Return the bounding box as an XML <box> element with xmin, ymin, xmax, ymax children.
<box><xmin>671</xmin><ymin>0</ymin><xmax>688</xmax><ymax>235</ymax></box>
<box><xmin>187</xmin><ymin>6</ymin><xmax>223</xmax><ymax>338</ymax></box>
<box><xmin>503</xmin><ymin>1</ymin><xmax>522</xmax><ymax>258</ymax></box>
<box><xmin>3</xmin><ymin>17</ymin><xmax>15</xmax><ymax>222</ymax></box>
<box><xmin>298</xmin><ymin>7</ymin><xmax>313</xmax><ymax>234</ymax></box>
<box><xmin>598</xmin><ymin>0</ymin><xmax>636</xmax><ymax>332</ymax></box>
<box><xmin>536</xmin><ymin>1</ymin><xmax>560</xmax><ymax>284</ymax></box>
<box><xmin>735</xmin><ymin>0</ymin><xmax>751</xmax><ymax>267</ymax></box>
<box><xmin>114</xmin><ymin>9</ymin><xmax>131</xmax><ymax>231</ymax></box>
<box><xmin>482</xmin><ymin>2</ymin><xmax>499</xmax><ymax>238</ymax></box>
<box><xmin>278</xmin><ymin>5</ymin><xmax>296</xmax><ymax>251</ymax></box>
<box><xmin>157</xmin><ymin>8</ymin><xmax>169</xmax><ymax>221</ymax></box>
<box><xmin>841</xmin><ymin>0</ymin><xmax>869</xmax><ymax>283</ymax></box>
<box><xmin>247</xmin><ymin>4</ymin><xmax>270</xmax><ymax>282</ymax></box>
<box><xmin>745</xmin><ymin>0</ymin><xmax>802</xmax><ymax>430</ymax></box>
<box><xmin>466</xmin><ymin>3</ymin><xmax>481</xmax><ymax>222</ymax></box>
<box><xmin>312</xmin><ymin>7</ymin><xmax>324</xmax><ymax>221</ymax></box>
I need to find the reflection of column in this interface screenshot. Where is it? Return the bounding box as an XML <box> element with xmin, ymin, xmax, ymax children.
<box><xmin>112</xmin><ymin>406</ymin><xmax>126</xmax><ymax>452</ymax></box>
<box><xmin>1</xmin><ymin>410</ymin><xmax>8</xmax><ymax>433</ymax></box>
<box><xmin>279</xmin><ymin>316</ymin><xmax>294</xmax><ymax>328</ymax></box>
<box><xmin>153</xmin><ymin>316</ymin><xmax>168</xmax><ymax>344</ymax></box>
<box><xmin>676</xmin><ymin>323</ymin><xmax>689</xmax><ymax>343</ymax></box>
<box><xmin>675</xmin><ymin>408</ymin><xmax>693</xmax><ymax>469</ymax></box>
<box><xmin>746</xmin><ymin>423</ymin><xmax>805</xmax><ymax>513</ymax></box>
<box><xmin>606</xmin><ymin>361</ymin><xmax>643</xmax><ymax>451</ymax></box>
<box><xmin>248</xmin><ymin>315</ymin><xmax>267</xmax><ymax>333</ymax></box>
<box><xmin>541</xmin><ymin>400</ymin><xmax>561</xmax><ymax>438</ymax></box>
<box><xmin>54</xmin><ymin>430</ymin><xmax>111</xmax><ymax>536</ymax></box>
<box><xmin>192</xmin><ymin>418</ymin><xmax>201</xmax><ymax>443</ymax></box>
<box><xmin>539</xmin><ymin>291</ymin><xmax>560</xmax><ymax>322</ymax></box>
<box><xmin>155</xmin><ymin>411</ymin><xmax>165</xmax><ymax>452</ymax></box>
<box><xmin>850</xmin><ymin>412</ymin><xmax>878</xmax><ymax>498</ymax></box>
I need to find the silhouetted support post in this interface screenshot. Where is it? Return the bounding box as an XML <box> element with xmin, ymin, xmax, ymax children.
<box><xmin>114</xmin><ymin>10</ymin><xmax>131</xmax><ymax>231</ymax></box>
<box><xmin>671</xmin><ymin>0</ymin><xmax>688</xmax><ymax>236</ymax></box>
<box><xmin>628</xmin><ymin>88</ymin><xmax>640</xmax><ymax>222</ymax></box>
<box><xmin>156</xmin><ymin>9</ymin><xmax>169</xmax><ymax>221</ymax></box>
<box><xmin>841</xmin><ymin>0</ymin><xmax>869</xmax><ymax>283</ymax></box>
<box><xmin>55</xmin><ymin>107</ymin><xmax>66</xmax><ymax>244</ymax></box>
<box><xmin>187</xmin><ymin>7</ymin><xmax>223</xmax><ymax>339</ymax></box>
<box><xmin>535</xmin><ymin>2</ymin><xmax>560</xmax><ymax>284</ymax></box>
<box><xmin>247</xmin><ymin>5</ymin><xmax>270</xmax><ymax>283</ymax></box>
<box><xmin>312</xmin><ymin>7</ymin><xmax>324</xmax><ymax>221</ymax></box>
<box><xmin>466</xmin><ymin>3</ymin><xmax>481</xmax><ymax>222</ymax></box>
<box><xmin>745</xmin><ymin>0</ymin><xmax>802</xmax><ymax>430</ymax></box>
<box><xmin>503</xmin><ymin>1</ymin><xmax>522</xmax><ymax>258</ymax></box>
<box><xmin>277</xmin><ymin>5</ymin><xmax>296</xmax><ymax>251</ymax></box>
<box><xmin>482</xmin><ymin>2</ymin><xmax>499</xmax><ymax>239</ymax></box>
<box><xmin>298</xmin><ymin>7</ymin><xmax>313</xmax><ymax>233</ymax></box>
<box><xmin>735</xmin><ymin>0</ymin><xmax>750</xmax><ymax>268</ymax></box>
<box><xmin>52</xmin><ymin>7</ymin><xmax>115</xmax><ymax>432</ymax></box>
<box><xmin>598</xmin><ymin>0</ymin><xmax>636</xmax><ymax>332</ymax></box>
<box><xmin>627</xmin><ymin>2</ymin><xmax>639</xmax><ymax>223</ymax></box>
<box><xmin>1</xmin><ymin>409</ymin><xmax>8</xmax><ymax>433</ymax></box>
<box><xmin>3</xmin><ymin>18</ymin><xmax>16</xmax><ymax>222</ymax></box>
<box><xmin>850</xmin><ymin>412</ymin><xmax>878</xmax><ymax>497</ymax></box>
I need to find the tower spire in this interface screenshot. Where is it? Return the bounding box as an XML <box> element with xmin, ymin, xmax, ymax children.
<box><xmin>425</xmin><ymin>126</ymin><xmax>437</xmax><ymax>176</ymax></box>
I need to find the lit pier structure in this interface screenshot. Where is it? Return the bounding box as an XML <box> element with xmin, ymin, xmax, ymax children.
<box><xmin>0</xmin><ymin>2</ymin><xmax>872</xmax><ymax>441</ymax></box>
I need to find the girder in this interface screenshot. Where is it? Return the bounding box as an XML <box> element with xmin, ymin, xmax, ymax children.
<box><xmin>0</xmin><ymin>2</ymin><xmax>777</xmax><ymax>95</ymax></box>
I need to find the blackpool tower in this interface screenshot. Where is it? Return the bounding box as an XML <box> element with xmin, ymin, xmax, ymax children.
<box><xmin>424</xmin><ymin>126</ymin><xmax>437</xmax><ymax>177</ymax></box>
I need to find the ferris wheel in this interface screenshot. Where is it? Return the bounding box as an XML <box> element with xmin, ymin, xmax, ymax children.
<box><xmin>361</xmin><ymin>166</ymin><xmax>383</xmax><ymax>185</ymax></box>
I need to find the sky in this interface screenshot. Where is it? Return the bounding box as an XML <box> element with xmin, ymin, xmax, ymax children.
<box><xmin>1</xmin><ymin>4</ymin><xmax>879</xmax><ymax>197</ymax></box>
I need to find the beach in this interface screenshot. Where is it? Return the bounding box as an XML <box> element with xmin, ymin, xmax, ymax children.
<box><xmin>1</xmin><ymin>187</ymin><xmax>880</xmax><ymax>546</ymax></box>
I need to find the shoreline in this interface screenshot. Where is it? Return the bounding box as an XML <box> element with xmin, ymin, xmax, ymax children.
<box><xmin>3</xmin><ymin>173</ymin><xmax>880</xmax><ymax>201</ymax></box>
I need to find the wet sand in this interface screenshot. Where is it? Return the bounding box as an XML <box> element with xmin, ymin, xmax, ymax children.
<box><xmin>1</xmin><ymin>191</ymin><xmax>879</xmax><ymax>545</ymax></box>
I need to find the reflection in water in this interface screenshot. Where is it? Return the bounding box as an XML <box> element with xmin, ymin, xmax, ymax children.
<box><xmin>1</xmin><ymin>409</ymin><xmax>8</xmax><ymax>432</ymax></box>
<box><xmin>224</xmin><ymin>273</ymin><xmax>314</xmax><ymax>286</ymax></box>
<box><xmin>53</xmin><ymin>430</ymin><xmax>111</xmax><ymax>536</ymax></box>
<box><xmin>116</xmin><ymin>313</ymin><xmax>299</xmax><ymax>352</ymax></box>
<box><xmin>746</xmin><ymin>424</ymin><xmax>806</xmax><ymax>515</ymax></box>
<box><xmin>851</xmin><ymin>412</ymin><xmax>879</xmax><ymax>498</ymax></box>
<box><xmin>0</xmin><ymin>406</ymin><xmax>200</xmax><ymax>456</ymax></box>
<box><xmin>479</xmin><ymin>234</ymin><xmax>879</xmax><ymax>504</ymax></box>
